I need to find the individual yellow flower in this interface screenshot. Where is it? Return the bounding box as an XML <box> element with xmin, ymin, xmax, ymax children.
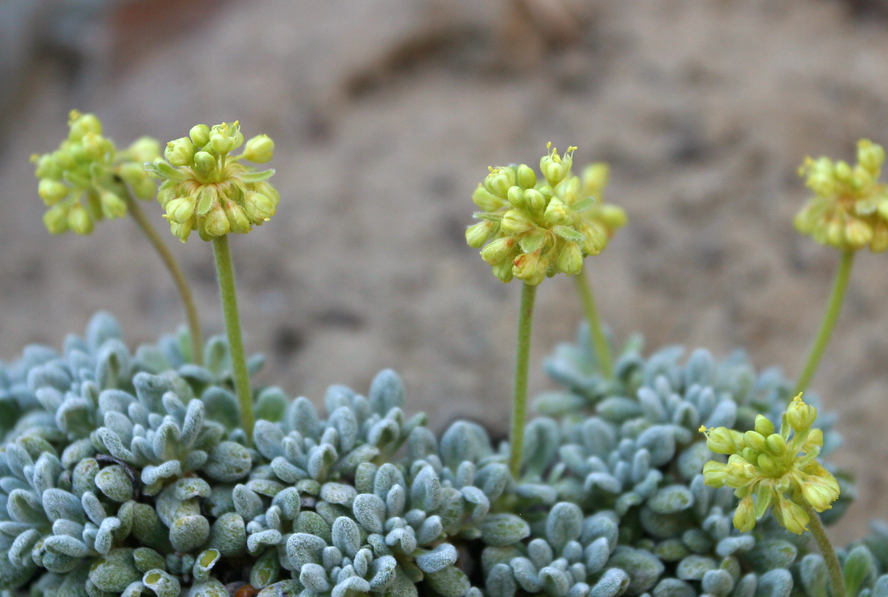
<box><xmin>146</xmin><ymin>122</ymin><xmax>279</xmax><ymax>242</ymax></box>
<box><xmin>699</xmin><ymin>393</ymin><xmax>840</xmax><ymax>535</ymax></box>
<box><xmin>795</xmin><ymin>139</ymin><xmax>888</xmax><ymax>252</ymax></box>
<box><xmin>31</xmin><ymin>110</ymin><xmax>161</xmax><ymax>235</ymax></box>
<box><xmin>466</xmin><ymin>144</ymin><xmax>607</xmax><ymax>285</ymax></box>
<box><xmin>579</xmin><ymin>162</ymin><xmax>627</xmax><ymax>250</ymax></box>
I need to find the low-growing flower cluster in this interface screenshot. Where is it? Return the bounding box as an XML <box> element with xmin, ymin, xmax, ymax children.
<box><xmin>0</xmin><ymin>314</ymin><xmax>883</xmax><ymax>597</ymax></box>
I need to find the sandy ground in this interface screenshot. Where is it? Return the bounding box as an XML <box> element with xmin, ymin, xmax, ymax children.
<box><xmin>3</xmin><ymin>0</ymin><xmax>888</xmax><ymax>543</ymax></box>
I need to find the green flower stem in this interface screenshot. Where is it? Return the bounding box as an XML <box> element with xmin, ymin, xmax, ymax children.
<box><xmin>793</xmin><ymin>249</ymin><xmax>855</xmax><ymax>396</ymax></box>
<box><xmin>508</xmin><ymin>282</ymin><xmax>537</xmax><ymax>479</ymax></box>
<box><xmin>121</xmin><ymin>188</ymin><xmax>203</xmax><ymax>366</ymax></box>
<box><xmin>573</xmin><ymin>266</ymin><xmax>614</xmax><ymax>379</ymax></box>
<box><xmin>211</xmin><ymin>235</ymin><xmax>255</xmax><ymax>442</ymax></box>
<box><xmin>802</xmin><ymin>503</ymin><xmax>847</xmax><ymax>597</ymax></box>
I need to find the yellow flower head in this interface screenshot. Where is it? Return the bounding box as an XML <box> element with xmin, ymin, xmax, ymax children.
<box><xmin>700</xmin><ymin>394</ymin><xmax>840</xmax><ymax>535</ymax></box>
<box><xmin>579</xmin><ymin>162</ymin><xmax>627</xmax><ymax>250</ymax></box>
<box><xmin>795</xmin><ymin>139</ymin><xmax>888</xmax><ymax>252</ymax></box>
<box><xmin>146</xmin><ymin>122</ymin><xmax>279</xmax><ymax>242</ymax></box>
<box><xmin>32</xmin><ymin>110</ymin><xmax>161</xmax><ymax>235</ymax></box>
<box><xmin>466</xmin><ymin>144</ymin><xmax>610</xmax><ymax>285</ymax></box>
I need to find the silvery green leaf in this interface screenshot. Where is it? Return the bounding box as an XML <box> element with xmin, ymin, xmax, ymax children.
<box><xmin>480</xmin><ymin>514</ymin><xmax>530</xmax><ymax>547</ymax></box>
<box><xmin>676</xmin><ymin>555</ymin><xmax>717</xmax><ymax>581</ymax></box>
<box><xmin>411</xmin><ymin>465</ymin><xmax>442</xmax><ymax>512</ymax></box>
<box><xmin>251</xmin><ymin>547</ymin><xmax>281</xmax><ymax>588</ymax></box>
<box><xmin>585</xmin><ymin>537</ymin><xmax>612</xmax><ymax>573</ymax></box>
<box><xmin>648</xmin><ymin>485</ymin><xmax>693</xmax><ymax>515</ymax></box>
<box><xmin>300</xmin><ymin>562</ymin><xmax>331</xmax><ymax>592</ymax></box>
<box><xmin>186</xmin><ymin>579</ymin><xmax>229</xmax><ymax>597</ymax></box>
<box><xmin>95</xmin><ymin>466</ymin><xmax>133</xmax><ymax>502</ymax></box>
<box><xmin>272</xmin><ymin>487</ymin><xmax>301</xmax><ymax>520</ymax></box>
<box><xmin>716</xmin><ymin>536</ymin><xmax>755</xmax><ymax>557</ymax></box>
<box><xmin>369</xmin><ymin>369</ymin><xmax>405</xmax><ymax>415</ymax></box>
<box><xmin>353</xmin><ymin>493</ymin><xmax>386</xmax><ymax>534</ymax></box>
<box><xmin>208</xmin><ymin>512</ymin><xmax>246</xmax><ymax>557</ymax></box>
<box><xmin>142</xmin><ymin>569</ymin><xmax>180</xmax><ymax>597</ymax></box>
<box><xmin>203</xmin><ymin>441</ymin><xmax>251</xmax><ymax>482</ymax></box>
<box><xmin>527</xmin><ymin>539</ymin><xmax>553</xmax><ymax>569</ymax></box>
<box><xmin>201</xmin><ymin>388</ymin><xmax>240</xmax><ymax>429</ymax></box>
<box><xmin>9</xmin><ymin>527</ymin><xmax>41</xmax><ymax>565</ymax></box>
<box><xmin>873</xmin><ymin>576</ymin><xmax>888</xmax><ymax>597</ymax></box>
<box><xmin>368</xmin><ymin>555</ymin><xmax>398</xmax><ymax>591</ymax></box>
<box><xmin>426</xmin><ymin>566</ymin><xmax>471</xmax><ymax>597</ymax></box>
<box><xmin>375</xmin><ymin>463</ymin><xmax>406</xmax><ymax>500</ymax></box>
<box><xmin>133</xmin><ymin>372</ymin><xmax>174</xmax><ymax>413</ymax></box>
<box><xmin>488</xmin><ymin>563</ymin><xmax>517</xmax><ymax>597</ymax></box>
<box><xmin>308</xmin><ymin>443</ymin><xmax>337</xmax><ymax>480</ymax></box>
<box><xmin>133</xmin><ymin>547</ymin><xmax>166</xmax><ymax>573</ymax></box>
<box><xmin>89</xmin><ymin>548</ymin><xmax>141</xmax><ymax>592</ymax></box>
<box><xmin>0</xmin><ymin>555</ymin><xmax>36</xmax><ymax>590</ymax></box>
<box><xmin>42</xmin><ymin>487</ymin><xmax>85</xmax><ymax>522</ymax></box>
<box><xmin>440</xmin><ymin>421</ymin><xmax>492</xmax><ymax>468</ymax></box>
<box><xmin>254</xmin><ymin>420</ymin><xmax>285</xmax><ymax>460</ymax></box>
<box><xmin>248</xmin><ymin>529</ymin><xmax>283</xmax><ymax>555</ymax></box>
<box><xmin>755</xmin><ymin>569</ymin><xmax>793</xmax><ymax>597</ymax></box>
<box><xmin>257</xmin><ymin>580</ymin><xmax>304</xmax><ymax>597</ymax></box>
<box><xmin>295</xmin><ymin>511</ymin><xmax>332</xmax><ymax>543</ymax></box>
<box><xmin>44</xmin><ymin>534</ymin><xmax>90</xmax><ymax>558</ymax></box>
<box><xmin>476</xmin><ymin>463</ymin><xmax>509</xmax><ymax>501</ymax></box>
<box><xmin>386</xmin><ymin>526</ymin><xmax>417</xmax><ymax>555</ymax></box>
<box><xmin>321</xmin><ymin>482</ymin><xmax>357</xmax><ymax>507</ymax></box>
<box><xmin>333</xmin><ymin>575</ymin><xmax>371</xmax><ymax>597</ymax></box>
<box><xmin>287</xmin><ymin>532</ymin><xmax>327</xmax><ymax>568</ymax></box>
<box><xmin>511</xmin><ymin>557</ymin><xmax>542</xmax><ymax>593</ymax></box>
<box><xmin>636</xmin><ymin>426</ymin><xmax>676</xmax><ymax>467</ymax></box>
<box><xmin>233</xmin><ymin>484</ymin><xmax>264</xmax><ymax>521</ymax></box>
<box><xmin>607</xmin><ymin>546</ymin><xmax>665</xmax><ymax>595</ymax></box>
<box><xmin>845</xmin><ymin>545</ymin><xmax>876</xmax><ymax>597</ymax></box>
<box><xmin>653</xmin><ymin>579</ymin><xmax>694</xmax><ymax>597</ymax></box>
<box><xmin>704</xmin><ymin>400</ymin><xmax>737</xmax><ymax>430</ymax></box>
<box><xmin>170</xmin><ymin>514</ymin><xmax>210</xmax><ymax>552</ymax></box>
<box><xmin>539</xmin><ymin>566</ymin><xmax>571</xmax><ymax>596</ymax></box>
<box><xmin>416</xmin><ymin>543</ymin><xmax>458</xmax><ymax>574</ymax></box>
<box><xmin>745</xmin><ymin>540</ymin><xmax>797</xmax><ymax>573</ymax></box>
<box><xmin>703</xmin><ymin>569</ymin><xmax>735</xmax><ymax>596</ymax></box>
<box><xmin>287</xmin><ymin>397</ymin><xmax>320</xmax><ymax>438</ymax></box>
<box><xmin>598</xmin><ymin>397</ymin><xmax>644</xmax><ymax>423</ymax></box>
<box><xmin>533</xmin><ymin>391</ymin><xmax>587</xmax><ymax>417</ymax></box>
<box><xmin>547</xmin><ymin>502</ymin><xmax>583</xmax><ymax>552</ymax></box>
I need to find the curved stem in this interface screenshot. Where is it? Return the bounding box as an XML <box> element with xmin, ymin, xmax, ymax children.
<box><xmin>793</xmin><ymin>250</ymin><xmax>855</xmax><ymax>396</ymax></box>
<box><xmin>122</xmin><ymin>189</ymin><xmax>203</xmax><ymax>365</ymax></box>
<box><xmin>573</xmin><ymin>266</ymin><xmax>614</xmax><ymax>379</ymax></box>
<box><xmin>211</xmin><ymin>235</ymin><xmax>255</xmax><ymax>442</ymax></box>
<box><xmin>802</xmin><ymin>503</ymin><xmax>846</xmax><ymax>597</ymax></box>
<box><xmin>508</xmin><ymin>282</ymin><xmax>537</xmax><ymax>479</ymax></box>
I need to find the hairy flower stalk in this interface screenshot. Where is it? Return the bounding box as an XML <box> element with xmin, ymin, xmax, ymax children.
<box><xmin>793</xmin><ymin>140</ymin><xmax>888</xmax><ymax>395</ymax></box>
<box><xmin>572</xmin><ymin>163</ymin><xmax>626</xmax><ymax>379</ymax></box>
<box><xmin>147</xmin><ymin>121</ymin><xmax>279</xmax><ymax>441</ymax></box>
<box><xmin>33</xmin><ymin>110</ymin><xmax>204</xmax><ymax>364</ymax></box>
<box><xmin>701</xmin><ymin>394</ymin><xmax>843</xmax><ymax>597</ymax></box>
<box><xmin>467</xmin><ymin>144</ymin><xmax>609</xmax><ymax>476</ymax></box>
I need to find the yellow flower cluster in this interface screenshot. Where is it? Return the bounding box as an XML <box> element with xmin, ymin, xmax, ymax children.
<box><xmin>146</xmin><ymin>122</ymin><xmax>279</xmax><ymax>242</ymax></box>
<box><xmin>579</xmin><ymin>163</ymin><xmax>627</xmax><ymax>250</ymax></box>
<box><xmin>32</xmin><ymin>111</ymin><xmax>160</xmax><ymax>235</ymax></box>
<box><xmin>466</xmin><ymin>144</ymin><xmax>625</xmax><ymax>285</ymax></box>
<box><xmin>700</xmin><ymin>394</ymin><xmax>840</xmax><ymax>535</ymax></box>
<box><xmin>795</xmin><ymin>139</ymin><xmax>888</xmax><ymax>252</ymax></box>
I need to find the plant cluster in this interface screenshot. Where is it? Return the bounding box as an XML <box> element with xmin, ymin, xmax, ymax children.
<box><xmin>3</xmin><ymin>113</ymin><xmax>886</xmax><ymax>597</ymax></box>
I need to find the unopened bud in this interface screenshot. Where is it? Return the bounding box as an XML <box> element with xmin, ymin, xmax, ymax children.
<box><xmin>38</xmin><ymin>179</ymin><xmax>68</xmax><ymax>205</ymax></box>
<box><xmin>507</xmin><ymin>186</ymin><xmax>526</xmax><ymax>210</ymax></box>
<box><xmin>582</xmin><ymin>163</ymin><xmax>610</xmax><ymax>196</ymax></box>
<box><xmin>543</xmin><ymin>197</ymin><xmax>571</xmax><ymax>226</ymax></box>
<box><xmin>100</xmin><ymin>190</ymin><xmax>127</xmax><ymax>219</ymax></box>
<box><xmin>484</xmin><ymin>168</ymin><xmax>515</xmax><ymax>198</ymax></box>
<box><xmin>203</xmin><ymin>203</ymin><xmax>231</xmax><ymax>237</ymax></box>
<box><xmin>743</xmin><ymin>430</ymin><xmax>766</xmax><ymax>452</ymax></box>
<box><xmin>190</xmin><ymin>124</ymin><xmax>210</xmax><ymax>148</ymax></box>
<box><xmin>165</xmin><ymin>137</ymin><xmax>196</xmax><ymax>167</ymax></box>
<box><xmin>193</xmin><ymin>152</ymin><xmax>217</xmax><ymax>177</ymax></box>
<box><xmin>786</xmin><ymin>394</ymin><xmax>817</xmax><ymax>432</ymax></box>
<box><xmin>166</xmin><ymin>196</ymin><xmax>197</xmax><ymax>224</ymax></box>
<box><xmin>472</xmin><ymin>186</ymin><xmax>505</xmax><ymax>212</ymax></box>
<box><xmin>244</xmin><ymin>191</ymin><xmax>276</xmax><ymax>223</ymax></box>
<box><xmin>501</xmin><ymin>209</ymin><xmax>535</xmax><ymax>234</ymax></box>
<box><xmin>68</xmin><ymin>111</ymin><xmax>102</xmax><ymax>139</ymax></box>
<box><xmin>43</xmin><ymin>204</ymin><xmax>69</xmax><ymax>234</ymax></box>
<box><xmin>480</xmin><ymin>237</ymin><xmax>515</xmax><ymax>266</ymax></box>
<box><xmin>516</xmin><ymin>164</ymin><xmax>537</xmax><ymax>189</ymax></box>
<box><xmin>224</xmin><ymin>200</ymin><xmax>251</xmax><ymax>234</ymax></box>
<box><xmin>127</xmin><ymin>137</ymin><xmax>161</xmax><ymax>163</ymax></box>
<box><xmin>765</xmin><ymin>433</ymin><xmax>787</xmax><ymax>456</ymax></box>
<box><xmin>465</xmin><ymin>221</ymin><xmax>493</xmax><ymax>248</ymax></box>
<box><xmin>242</xmin><ymin>135</ymin><xmax>274</xmax><ymax>163</ymax></box>
<box><xmin>556</xmin><ymin>242</ymin><xmax>583</xmax><ymax>276</ymax></box>
<box><xmin>68</xmin><ymin>203</ymin><xmax>93</xmax><ymax>235</ymax></box>
<box><xmin>754</xmin><ymin>415</ymin><xmax>775</xmax><ymax>436</ymax></box>
<box><xmin>733</xmin><ymin>496</ymin><xmax>755</xmax><ymax>532</ymax></box>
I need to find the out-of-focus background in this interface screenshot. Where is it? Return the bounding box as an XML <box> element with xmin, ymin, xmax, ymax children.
<box><xmin>2</xmin><ymin>0</ymin><xmax>888</xmax><ymax>541</ymax></box>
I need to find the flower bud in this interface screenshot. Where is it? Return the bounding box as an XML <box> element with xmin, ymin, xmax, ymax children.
<box><xmin>170</xmin><ymin>219</ymin><xmax>193</xmax><ymax>243</ymax></box>
<box><xmin>543</xmin><ymin>197</ymin><xmax>571</xmax><ymax>226</ymax></box>
<box><xmin>786</xmin><ymin>394</ymin><xmax>817</xmax><ymax>432</ymax></box>
<box><xmin>480</xmin><ymin>237</ymin><xmax>515</xmax><ymax>266</ymax></box>
<box><xmin>582</xmin><ymin>163</ymin><xmax>610</xmax><ymax>196</ymax></box>
<box><xmin>492</xmin><ymin>261</ymin><xmax>514</xmax><ymax>283</ymax></box>
<box><xmin>68</xmin><ymin>111</ymin><xmax>102</xmax><ymax>139</ymax></box>
<box><xmin>555</xmin><ymin>175</ymin><xmax>581</xmax><ymax>203</ymax></box>
<box><xmin>516</xmin><ymin>164</ymin><xmax>537</xmax><ymax>189</ymax></box>
<box><xmin>743</xmin><ymin>430</ymin><xmax>766</xmax><ymax>452</ymax></box>
<box><xmin>704</xmin><ymin>427</ymin><xmax>743</xmax><ymax>454</ymax></box>
<box><xmin>513</xmin><ymin>251</ymin><xmax>548</xmax><ymax>286</ymax></box>
<box><xmin>507</xmin><ymin>186</ymin><xmax>526</xmax><ymax>210</ymax></box>
<box><xmin>765</xmin><ymin>433</ymin><xmax>787</xmax><ymax>456</ymax></box>
<box><xmin>756</xmin><ymin>453</ymin><xmax>780</xmax><ymax>476</ymax></box>
<box><xmin>776</xmin><ymin>498</ymin><xmax>809</xmax><ymax>534</ymax></box>
<box><xmin>38</xmin><ymin>179</ymin><xmax>69</xmax><ymax>205</ymax></box>
<box><xmin>242</xmin><ymin>135</ymin><xmax>274</xmax><ymax>163</ymax></box>
<box><xmin>43</xmin><ymin>204</ymin><xmax>69</xmax><ymax>234</ymax></box>
<box><xmin>556</xmin><ymin>242</ymin><xmax>583</xmax><ymax>276</ymax></box>
<box><xmin>126</xmin><ymin>137</ymin><xmax>161</xmax><ymax>163</ymax></box>
<box><xmin>193</xmin><ymin>152</ymin><xmax>217</xmax><ymax>177</ymax></box>
<box><xmin>244</xmin><ymin>191</ymin><xmax>276</xmax><ymax>223</ymax></box>
<box><xmin>801</xmin><ymin>479</ymin><xmax>839</xmax><ymax>512</ymax></box>
<box><xmin>32</xmin><ymin>154</ymin><xmax>63</xmax><ymax>180</ymax></box>
<box><xmin>190</xmin><ymin>124</ymin><xmax>210</xmax><ymax>148</ymax></box>
<box><xmin>165</xmin><ymin>137</ymin><xmax>196</xmax><ymax>167</ymax></box>
<box><xmin>754</xmin><ymin>415</ymin><xmax>774</xmax><ymax>436</ymax></box>
<box><xmin>858</xmin><ymin>139</ymin><xmax>885</xmax><ymax>174</ymax></box>
<box><xmin>540</xmin><ymin>144</ymin><xmax>575</xmax><ymax>185</ymax></box>
<box><xmin>702</xmin><ymin>461</ymin><xmax>727</xmax><ymax>488</ymax></box>
<box><xmin>465</xmin><ymin>221</ymin><xmax>493</xmax><ymax>248</ymax></box>
<box><xmin>472</xmin><ymin>186</ymin><xmax>505</xmax><ymax>212</ymax></box>
<box><xmin>209</xmin><ymin>123</ymin><xmax>239</xmax><ymax>154</ymax></box>
<box><xmin>224</xmin><ymin>200</ymin><xmax>251</xmax><ymax>234</ymax></box>
<box><xmin>100</xmin><ymin>190</ymin><xmax>127</xmax><ymax>219</ymax></box>
<box><xmin>581</xmin><ymin>223</ymin><xmax>606</xmax><ymax>255</ymax></box>
<box><xmin>733</xmin><ymin>496</ymin><xmax>755</xmax><ymax>532</ymax></box>
<box><xmin>501</xmin><ymin>210</ymin><xmax>535</xmax><ymax>234</ymax></box>
<box><xmin>68</xmin><ymin>203</ymin><xmax>93</xmax><ymax>235</ymax></box>
<box><xmin>525</xmin><ymin>189</ymin><xmax>546</xmax><ymax>215</ymax></box>
<box><xmin>202</xmin><ymin>203</ymin><xmax>231</xmax><ymax>237</ymax></box>
<box><xmin>166</xmin><ymin>196</ymin><xmax>197</xmax><ymax>224</ymax></box>
<box><xmin>81</xmin><ymin>132</ymin><xmax>110</xmax><ymax>159</ymax></box>
<box><xmin>484</xmin><ymin>168</ymin><xmax>515</xmax><ymax>198</ymax></box>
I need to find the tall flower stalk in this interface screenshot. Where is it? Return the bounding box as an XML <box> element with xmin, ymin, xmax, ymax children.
<box><xmin>792</xmin><ymin>139</ymin><xmax>888</xmax><ymax>395</ymax></box>
<box><xmin>147</xmin><ymin>121</ymin><xmax>279</xmax><ymax>442</ymax></box>
<box><xmin>466</xmin><ymin>144</ymin><xmax>611</xmax><ymax>477</ymax></box>
<box><xmin>32</xmin><ymin>111</ymin><xmax>204</xmax><ymax>364</ymax></box>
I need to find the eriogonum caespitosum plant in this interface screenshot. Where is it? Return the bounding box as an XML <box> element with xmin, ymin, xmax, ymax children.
<box><xmin>147</xmin><ymin>121</ymin><xmax>278</xmax><ymax>242</ymax></box>
<box><xmin>33</xmin><ymin>110</ymin><xmax>160</xmax><ymax>235</ymax></box>
<box><xmin>33</xmin><ymin>111</ymin><xmax>203</xmax><ymax>366</ymax></box>
<box><xmin>793</xmin><ymin>140</ymin><xmax>888</xmax><ymax>396</ymax></box>
<box><xmin>148</xmin><ymin>121</ymin><xmax>280</xmax><ymax>444</ymax></box>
